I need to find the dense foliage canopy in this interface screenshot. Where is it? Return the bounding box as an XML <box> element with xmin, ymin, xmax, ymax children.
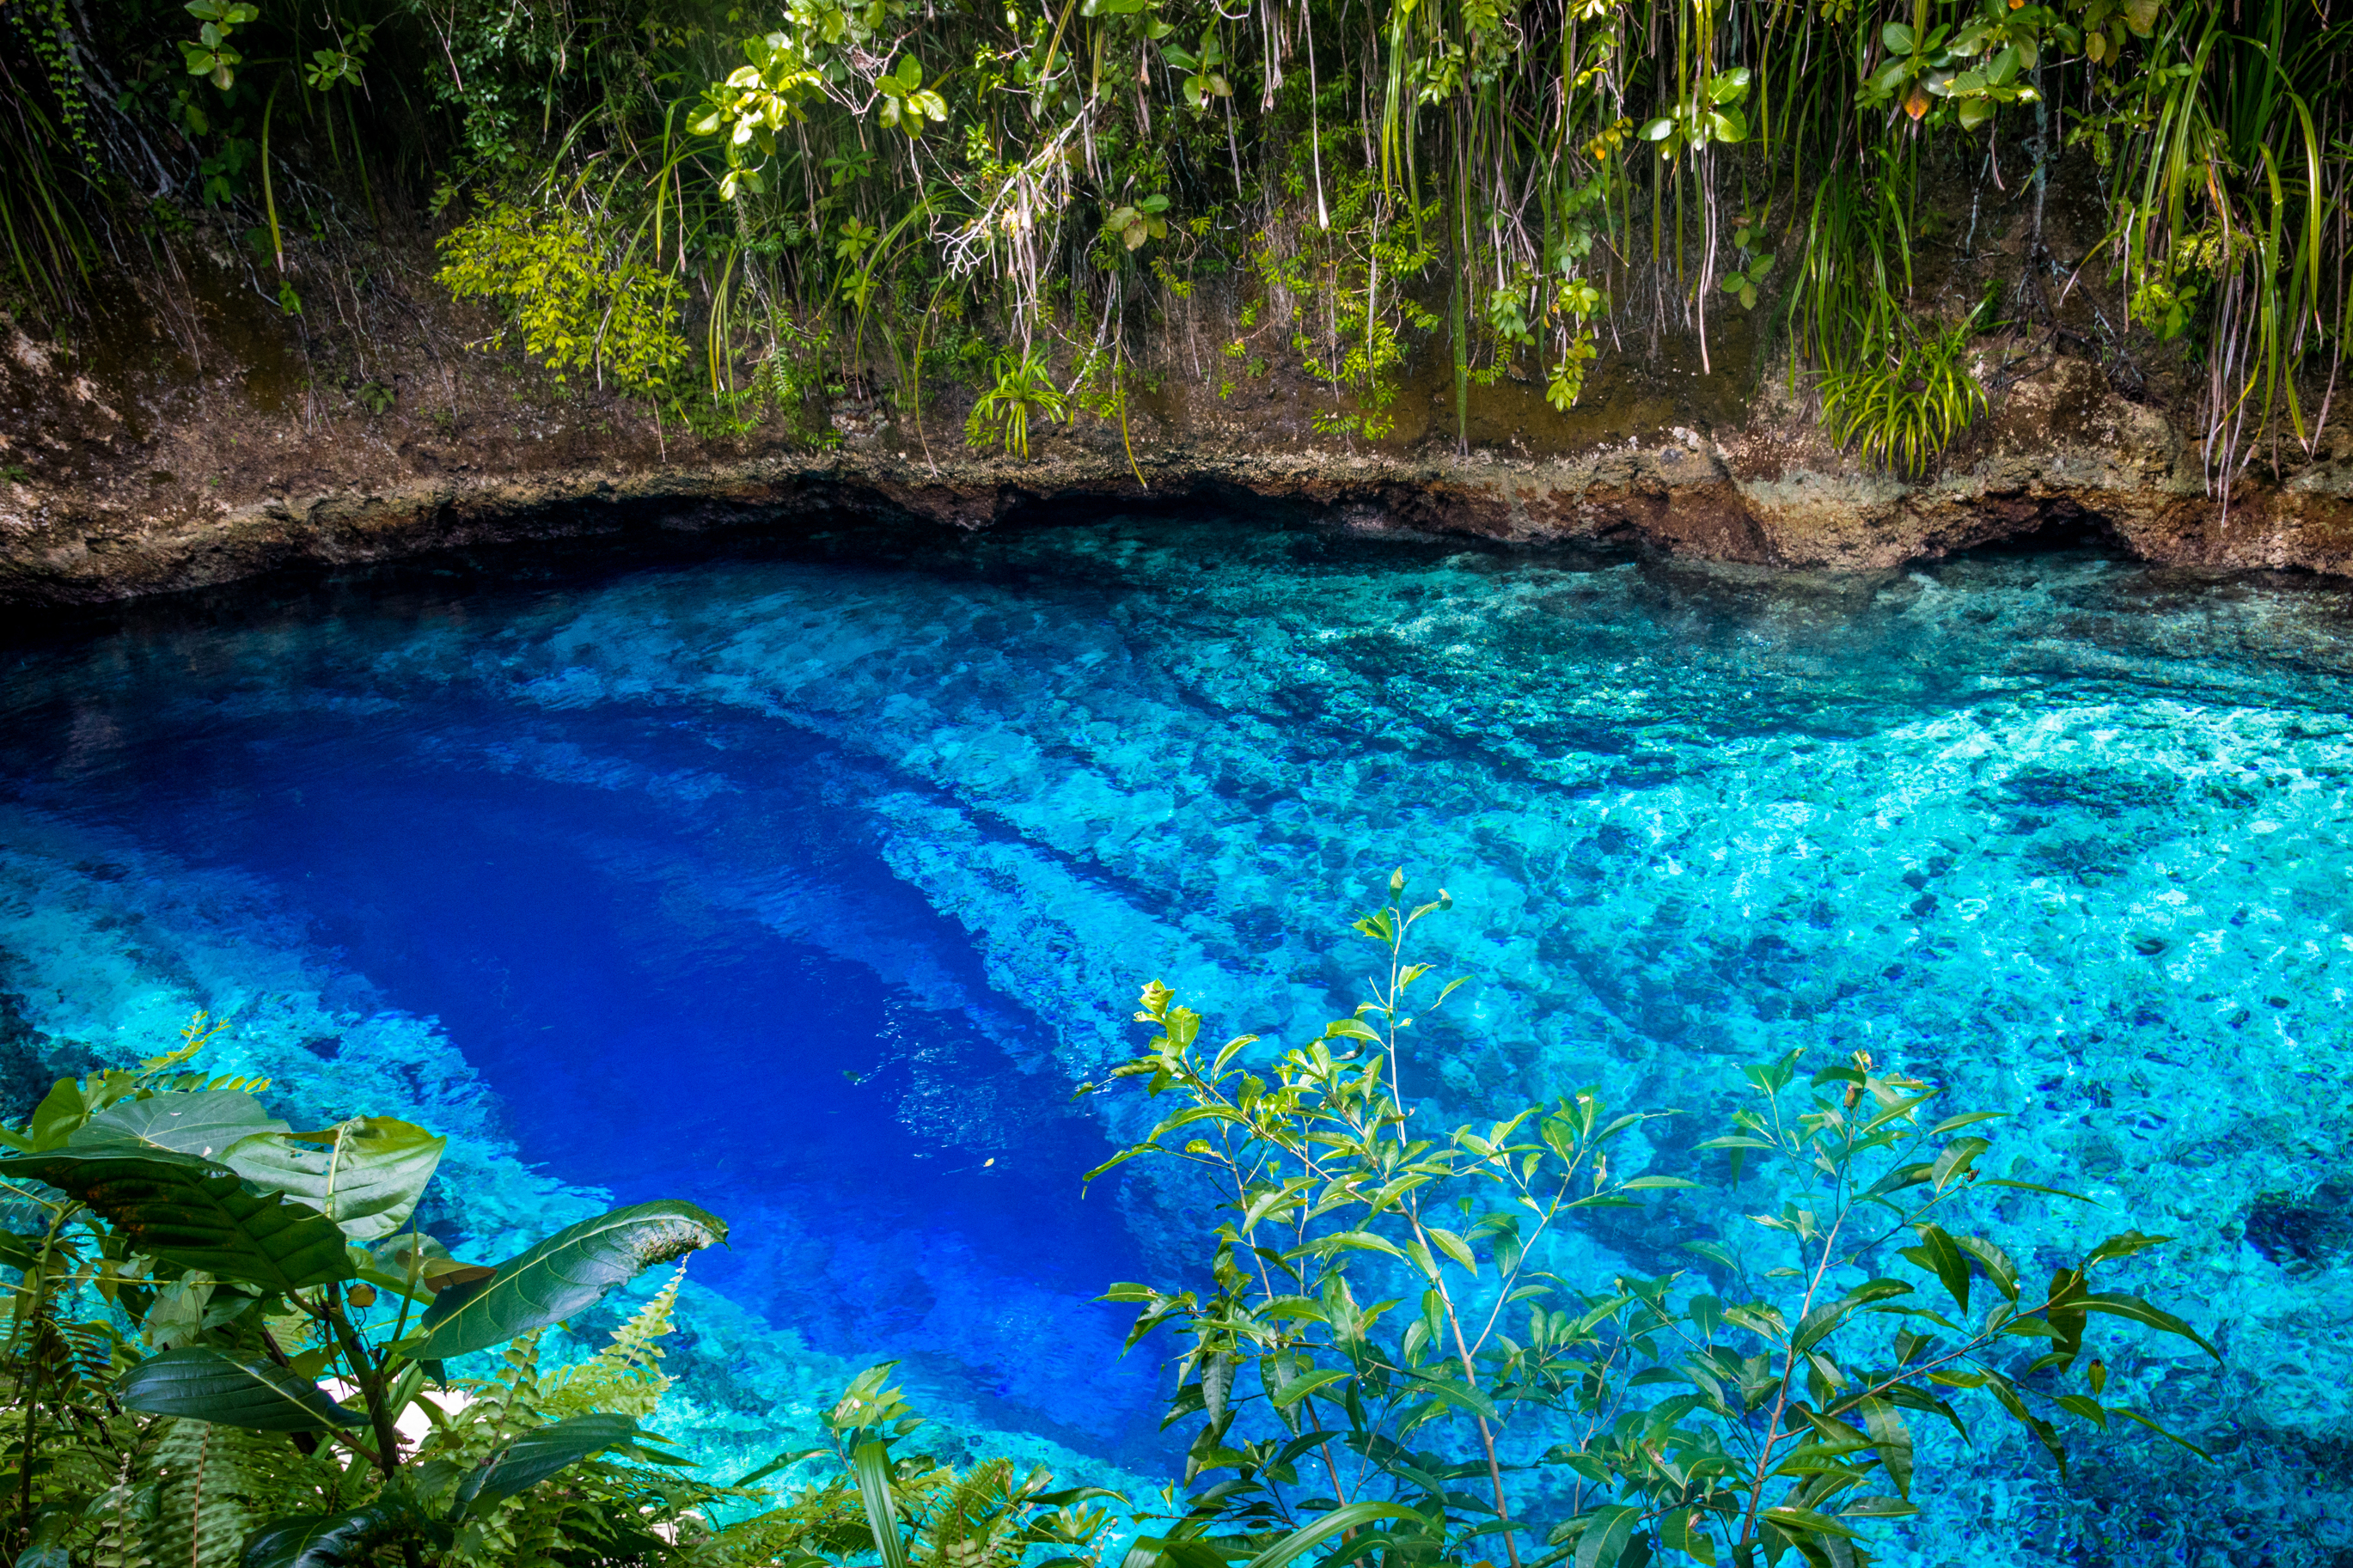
<box><xmin>3</xmin><ymin>0</ymin><xmax>2347</xmax><ymax>471</ymax></box>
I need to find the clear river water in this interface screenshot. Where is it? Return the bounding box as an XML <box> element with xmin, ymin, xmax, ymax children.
<box><xmin>1</xmin><ymin>515</ymin><xmax>2348</xmax><ymax>1567</ymax></box>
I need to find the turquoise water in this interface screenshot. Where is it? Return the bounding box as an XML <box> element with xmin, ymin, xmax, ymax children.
<box><xmin>2</xmin><ymin>517</ymin><xmax>2350</xmax><ymax>1564</ymax></box>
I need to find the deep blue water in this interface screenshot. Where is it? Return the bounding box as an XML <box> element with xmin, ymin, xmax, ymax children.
<box><xmin>3</xmin><ymin>516</ymin><xmax>2351</xmax><ymax>1564</ymax></box>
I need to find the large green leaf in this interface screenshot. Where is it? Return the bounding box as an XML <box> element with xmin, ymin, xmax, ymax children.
<box><xmin>406</xmin><ymin>1199</ymin><xmax>726</xmax><ymax>1360</ymax></box>
<box><xmin>1572</xmin><ymin>1504</ymin><xmax>1643</xmax><ymax>1568</ymax></box>
<box><xmin>452</xmin><ymin>1412</ymin><xmax>639</xmax><ymax>1520</ymax></box>
<box><xmin>239</xmin><ymin>1507</ymin><xmax>400</xmax><ymax>1568</ymax></box>
<box><xmin>224</xmin><ymin>1119</ymin><xmax>447</xmax><ymax>1242</ymax></box>
<box><xmin>71</xmin><ymin>1091</ymin><xmax>287</xmax><ymax>1158</ymax></box>
<box><xmin>119</xmin><ymin>1346</ymin><xmax>366</xmax><ymax>1431</ymax></box>
<box><xmin>0</xmin><ymin>1145</ymin><xmax>350</xmax><ymax>1290</ymax></box>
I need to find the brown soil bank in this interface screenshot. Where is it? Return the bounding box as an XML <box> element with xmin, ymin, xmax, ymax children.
<box><xmin>8</xmin><ymin>250</ymin><xmax>2353</xmax><ymax>608</ymax></box>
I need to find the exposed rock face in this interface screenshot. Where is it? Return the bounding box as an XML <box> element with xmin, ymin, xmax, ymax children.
<box><xmin>7</xmin><ymin>263</ymin><xmax>2353</xmax><ymax>608</ymax></box>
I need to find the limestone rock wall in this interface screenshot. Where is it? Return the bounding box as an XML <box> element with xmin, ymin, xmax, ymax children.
<box><xmin>7</xmin><ymin>262</ymin><xmax>2353</xmax><ymax>609</ymax></box>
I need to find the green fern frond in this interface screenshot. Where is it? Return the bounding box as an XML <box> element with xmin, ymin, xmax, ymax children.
<box><xmin>89</xmin><ymin>1465</ymin><xmax>163</xmax><ymax>1568</ymax></box>
<box><xmin>472</xmin><ymin>1328</ymin><xmax>550</xmax><ymax>1443</ymax></box>
<box><xmin>542</xmin><ymin>1265</ymin><xmax>684</xmax><ymax>1420</ymax></box>
<box><xmin>141</xmin><ymin>1421</ymin><xmax>336</xmax><ymax>1568</ymax></box>
<box><xmin>147</xmin><ymin>1421</ymin><xmax>249</xmax><ymax>1568</ymax></box>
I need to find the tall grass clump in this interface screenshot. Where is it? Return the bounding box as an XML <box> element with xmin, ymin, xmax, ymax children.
<box><xmin>1820</xmin><ymin>306</ymin><xmax>1991</xmax><ymax>476</ymax></box>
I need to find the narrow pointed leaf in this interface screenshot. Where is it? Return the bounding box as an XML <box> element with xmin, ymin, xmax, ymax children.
<box><xmin>853</xmin><ymin>1440</ymin><xmax>913</xmax><ymax>1568</ymax></box>
<box><xmin>1929</xmin><ymin>1138</ymin><xmax>1989</xmax><ymax>1191</ymax></box>
<box><xmin>2078</xmin><ymin>1292</ymin><xmax>2221</xmax><ymax>1360</ymax></box>
<box><xmin>1904</xmin><ymin>1223</ymin><xmax>1970</xmax><ymax>1313</ymax></box>
<box><xmin>2113</xmin><ymin>1406</ymin><xmax>2214</xmax><ymax>1460</ymax></box>
<box><xmin>1763</xmin><ymin>1505</ymin><xmax>1862</xmax><ymax>1541</ymax></box>
<box><xmin>239</xmin><ymin>1507</ymin><xmax>400</xmax><ymax>1568</ymax></box>
<box><xmin>453</xmin><ymin>1412</ymin><xmax>639</xmax><ymax>1519</ymax></box>
<box><xmin>1244</xmin><ymin>1503</ymin><xmax>1424</xmax><ymax>1568</ymax></box>
<box><xmin>1855</xmin><ymin>1395</ymin><xmax>1913</xmax><ymax>1499</ymax></box>
<box><xmin>1574</xmin><ymin>1504</ymin><xmax>1642</xmax><ymax>1568</ymax></box>
<box><xmin>1270</xmin><ymin>1367</ymin><xmax>1350</xmax><ymax>1410</ymax></box>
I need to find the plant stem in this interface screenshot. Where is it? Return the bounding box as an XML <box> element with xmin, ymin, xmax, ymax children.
<box><xmin>262</xmin><ymin>75</ymin><xmax>284</xmax><ymax>273</ymax></box>
<box><xmin>322</xmin><ymin>1290</ymin><xmax>405</xmax><ymax>1479</ymax></box>
<box><xmin>1733</xmin><ymin>1207</ymin><xmax>1849</xmax><ymax>1561</ymax></box>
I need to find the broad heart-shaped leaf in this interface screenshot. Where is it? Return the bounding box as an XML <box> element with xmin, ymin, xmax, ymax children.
<box><xmin>119</xmin><ymin>1346</ymin><xmax>366</xmax><ymax>1431</ymax></box>
<box><xmin>224</xmin><ymin>1119</ymin><xmax>447</xmax><ymax>1242</ymax></box>
<box><xmin>240</xmin><ymin>1506</ymin><xmax>401</xmax><ymax>1568</ymax></box>
<box><xmin>72</xmin><ymin>1091</ymin><xmax>288</xmax><ymax>1158</ymax></box>
<box><xmin>0</xmin><ymin>1144</ymin><xmax>350</xmax><ymax>1291</ymax></box>
<box><xmin>406</xmin><ymin>1199</ymin><xmax>726</xmax><ymax>1360</ymax></box>
<box><xmin>451</xmin><ymin>1412</ymin><xmax>639</xmax><ymax>1521</ymax></box>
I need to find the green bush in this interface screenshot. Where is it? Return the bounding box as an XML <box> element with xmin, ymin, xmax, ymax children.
<box><xmin>1084</xmin><ymin>875</ymin><xmax>2214</xmax><ymax>1568</ymax></box>
<box><xmin>437</xmin><ymin>201</ymin><xmax>688</xmax><ymax>402</ymax></box>
<box><xmin>1818</xmin><ymin>310</ymin><xmax>1989</xmax><ymax>478</ymax></box>
<box><xmin>0</xmin><ymin>1015</ymin><xmax>733</xmax><ymax>1567</ymax></box>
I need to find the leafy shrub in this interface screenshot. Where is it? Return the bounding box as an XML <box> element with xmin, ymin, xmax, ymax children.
<box><xmin>437</xmin><ymin>201</ymin><xmax>688</xmax><ymax>401</ymax></box>
<box><xmin>965</xmin><ymin>348</ymin><xmax>1068</xmax><ymax>461</ymax></box>
<box><xmin>4</xmin><ymin>884</ymin><xmax>2222</xmax><ymax>1568</ymax></box>
<box><xmin>1252</xmin><ymin>178</ymin><xmax>1441</xmax><ymax>441</ymax></box>
<box><xmin>0</xmin><ymin>1016</ymin><xmax>731</xmax><ymax>1566</ymax></box>
<box><xmin>1085</xmin><ymin>875</ymin><xmax>2214</xmax><ymax>1568</ymax></box>
<box><xmin>706</xmin><ymin>1363</ymin><xmax>1123</xmax><ymax>1568</ymax></box>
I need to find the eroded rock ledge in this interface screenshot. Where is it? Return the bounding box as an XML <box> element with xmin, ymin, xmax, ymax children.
<box><xmin>9</xmin><ymin>293</ymin><xmax>2353</xmax><ymax>608</ymax></box>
